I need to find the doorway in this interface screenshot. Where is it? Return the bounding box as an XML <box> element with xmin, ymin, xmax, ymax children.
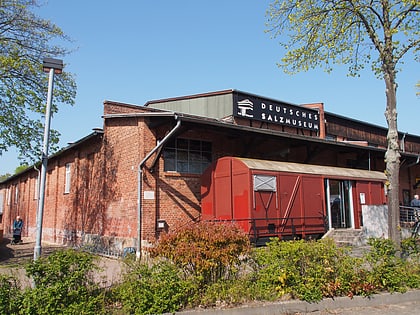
<box><xmin>326</xmin><ymin>179</ymin><xmax>354</xmax><ymax>229</ymax></box>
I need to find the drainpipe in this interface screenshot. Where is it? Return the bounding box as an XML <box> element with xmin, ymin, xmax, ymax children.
<box><xmin>400</xmin><ymin>132</ymin><xmax>408</xmax><ymax>152</ymax></box>
<box><xmin>136</xmin><ymin>115</ymin><xmax>181</xmax><ymax>259</ymax></box>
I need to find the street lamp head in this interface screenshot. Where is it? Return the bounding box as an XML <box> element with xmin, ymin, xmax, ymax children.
<box><xmin>42</xmin><ymin>57</ymin><xmax>63</xmax><ymax>74</ymax></box>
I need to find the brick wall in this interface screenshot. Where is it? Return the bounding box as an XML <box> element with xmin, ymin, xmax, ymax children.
<box><xmin>1</xmin><ymin>98</ymin><xmax>419</xmax><ymax>252</ymax></box>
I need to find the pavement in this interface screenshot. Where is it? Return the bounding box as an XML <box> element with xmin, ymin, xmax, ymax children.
<box><xmin>175</xmin><ymin>290</ymin><xmax>420</xmax><ymax>315</ymax></box>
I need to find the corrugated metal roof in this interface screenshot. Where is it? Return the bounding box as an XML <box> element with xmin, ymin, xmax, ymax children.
<box><xmin>237</xmin><ymin>157</ymin><xmax>386</xmax><ymax>181</ymax></box>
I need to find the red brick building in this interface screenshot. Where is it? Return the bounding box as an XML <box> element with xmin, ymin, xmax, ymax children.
<box><xmin>1</xmin><ymin>89</ymin><xmax>420</xmax><ymax>253</ymax></box>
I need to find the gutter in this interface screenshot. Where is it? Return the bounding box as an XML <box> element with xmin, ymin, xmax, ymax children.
<box><xmin>402</xmin><ymin>155</ymin><xmax>420</xmax><ymax>169</ymax></box>
<box><xmin>136</xmin><ymin>115</ymin><xmax>181</xmax><ymax>259</ymax></box>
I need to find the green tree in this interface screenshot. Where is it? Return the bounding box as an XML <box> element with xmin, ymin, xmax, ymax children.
<box><xmin>266</xmin><ymin>0</ymin><xmax>419</xmax><ymax>246</ymax></box>
<box><xmin>0</xmin><ymin>0</ymin><xmax>76</xmax><ymax>163</ymax></box>
<box><xmin>0</xmin><ymin>173</ymin><xmax>11</xmax><ymax>182</ymax></box>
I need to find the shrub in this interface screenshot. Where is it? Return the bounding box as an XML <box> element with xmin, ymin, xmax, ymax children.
<box><xmin>253</xmin><ymin>238</ymin><xmax>374</xmax><ymax>302</ymax></box>
<box><xmin>325</xmin><ymin>254</ymin><xmax>374</xmax><ymax>298</ymax></box>
<box><xmin>402</xmin><ymin>237</ymin><xmax>420</xmax><ymax>257</ymax></box>
<box><xmin>199</xmin><ymin>277</ymin><xmax>257</xmax><ymax>307</ymax></box>
<box><xmin>112</xmin><ymin>260</ymin><xmax>195</xmax><ymax>315</ymax></box>
<box><xmin>0</xmin><ymin>274</ymin><xmax>22</xmax><ymax>314</ymax></box>
<box><xmin>21</xmin><ymin>249</ymin><xmax>105</xmax><ymax>315</ymax></box>
<box><xmin>364</xmin><ymin>238</ymin><xmax>418</xmax><ymax>293</ymax></box>
<box><xmin>149</xmin><ymin>221</ymin><xmax>251</xmax><ymax>285</ymax></box>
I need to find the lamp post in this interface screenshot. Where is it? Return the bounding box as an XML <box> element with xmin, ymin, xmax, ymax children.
<box><xmin>34</xmin><ymin>58</ymin><xmax>63</xmax><ymax>261</ymax></box>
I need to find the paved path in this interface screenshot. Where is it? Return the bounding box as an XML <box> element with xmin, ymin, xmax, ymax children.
<box><xmin>175</xmin><ymin>290</ymin><xmax>420</xmax><ymax>315</ymax></box>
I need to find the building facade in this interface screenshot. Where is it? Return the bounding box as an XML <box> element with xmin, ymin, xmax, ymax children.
<box><xmin>1</xmin><ymin>89</ymin><xmax>420</xmax><ymax>252</ymax></box>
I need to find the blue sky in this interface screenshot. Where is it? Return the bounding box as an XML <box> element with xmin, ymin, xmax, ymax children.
<box><xmin>1</xmin><ymin>0</ymin><xmax>419</xmax><ymax>175</ymax></box>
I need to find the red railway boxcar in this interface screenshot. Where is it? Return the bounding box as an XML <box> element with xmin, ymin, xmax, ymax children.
<box><xmin>201</xmin><ymin>157</ymin><xmax>386</xmax><ymax>244</ymax></box>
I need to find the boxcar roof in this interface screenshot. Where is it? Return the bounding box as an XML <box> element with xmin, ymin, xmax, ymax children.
<box><xmin>236</xmin><ymin>157</ymin><xmax>386</xmax><ymax>181</ymax></box>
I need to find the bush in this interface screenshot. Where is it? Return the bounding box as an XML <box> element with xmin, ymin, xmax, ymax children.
<box><xmin>199</xmin><ymin>277</ymin><xmax>257</xmax><ymax>307</ymax></box>
<box><xmin>364</xmin><ymin>238</ymin><xmax>419</xmax><ymax>293</ymax></box>
<box><xmin>253</xmin><ymin>238</ymin><xmax>375</xmax><ymax>302</ymax></box>
<box><xmin>149</xmin><ymin>221</ymin><xmax>251</xmax><ymax>285</ymax></box>
<box><xmin>0</xmin><ymin>274</ymin><xmax>22</xmax><ymax>314</ymax></box>
<box><xmin>402</xmin><ymin>237</ymin><xmax>420</xmax><ymax>257</ymax></box>
<box><xmin>21</xmin><ymin>249</ymin><xmax>105</xmax><ymax>315</ymax></box>
<box><xmin>112</xmin><ymin>260</ymin><xmax>195</xmax><ymax>315</ymax></box>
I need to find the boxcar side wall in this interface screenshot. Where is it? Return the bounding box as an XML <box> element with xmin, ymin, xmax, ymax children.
<box><xmin>352</xmin><ymin>181</ymin><xmax>386</xmax><ymax>228</ymax></box>
<box><xmin>201</xmin><ymin>157</ymin><xmax>386</xmax><ymax>241</ymax></box>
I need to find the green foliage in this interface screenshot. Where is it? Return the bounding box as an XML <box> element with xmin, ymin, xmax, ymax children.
<box><xmin>199</xmin><ymin>277</ymin><xmax>257</xmax><ymax>307</ymax></box>
<box><xmin>21</xmin><ymin>249</ymin><xmax>105</xmax><ymax>315</ymax></box>
<box><xmin>266</xmin><ymin>0</ymin><xmax>419</xmax><ymax>77</ymax></box>
<box><xmin>14</xmin><ymin>164</ymin><xmax>29</xmax><ymax>173</ymax></box>
<box><xmin>402</xmin><ymin>237</ymin><xmax>420</xmax><ymax>256</ymax></box>
<box><xmin>252</xmin><ymin>238</ymin><xmax>381</xmax><ymax>302</ymax></box>
<box><xmin>149</xmin><ymin>221</ymin><xmax>251</xmax><ymax>285</ymax></box>
<box><xmin>265</xmin><ymin>0</ymin><xmax>419</xmax><ymax>246</ymax></box>
<box><xmin>112</xmin><ymin>260</ymin><xmax>195</xmax><ymax>315</ymax></box>
<box><xmin>253</xmin><ymin>238</ymin><xmax>354</xmax><ymax>301</ymax></box>
<box><xmin>0</xmin><ymin>173</ymin><xmax>12</xmax><ymax>182</ymax></box>
<box><xmin>0</xmin><ymin>275</ymin><xmax>22</xmax><ymax>315</ymax></box>
<box><xmin>0</xmin><ymin>0</ymin><xmax>77</xmax><ymax>162</ymax></box>
<box><xmin>2</xmin><ymin>236</ymin><xmax>420</xmax><ymax>313</ymax></box>
<box><xmin>364</xmin><ymin>238</ymin><xmax>419</xmax><ymax>293</ymax></box>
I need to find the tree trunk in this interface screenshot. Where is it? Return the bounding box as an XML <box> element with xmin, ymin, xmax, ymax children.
<box><xmin>384</xmin><ymin>71</ymin><xmax>401</xmax><ymax>249</ymax></box>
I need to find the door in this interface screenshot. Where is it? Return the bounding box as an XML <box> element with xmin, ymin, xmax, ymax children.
<box><xmin>252</xmin><ymin>174</ymin><xmax>278</xmax><ymax>237</ymax></box>
<box><xmin>327</xmin><ymin>179</ymin><xmax>353</xmax><ymax>229</ymax></box>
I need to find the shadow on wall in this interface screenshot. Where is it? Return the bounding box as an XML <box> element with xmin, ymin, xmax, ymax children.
<box><xmin>64</xmin><ymin>138</ymin><xmax>119</xmax><ymax>247</ymax></box>
<box><xmin>155</xmin><ymin>174</ymin><xmax>202</xmax><ymax>235</ymax></box>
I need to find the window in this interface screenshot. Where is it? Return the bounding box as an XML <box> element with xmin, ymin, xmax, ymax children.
<box><xmin>0</xmin><ymin>193</ymin><xmax>4</xmax><ymax>215</ymax></box>
<box><xmin>64</xmin><ymin>163</ymin><xmax>71</xmax><ymax>194</ymax></box>
<box><xmin>163</xmin><ymin>138</ymin><xmax>212</xmax><ymax>174</ymax></box>
<box><xmin>34</xmin><ymin>176</ymin><xmax>39</xmax><ymax>200</ymax></box>
<box><xmin>7</xmin><ymin>188</ymin><xmax>11</xmax><ymax>205</ymax></box>
<box><xmin>14</xmin><ymin>185</ymin><xmax>18</xmax><ymax>204</ymax></box>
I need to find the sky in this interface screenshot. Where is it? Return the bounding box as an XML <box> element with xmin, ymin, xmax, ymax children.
<box><xmin>0</xmin><ymin>0</ymin><xmax>419</xmax><ymax>175</ymax></box>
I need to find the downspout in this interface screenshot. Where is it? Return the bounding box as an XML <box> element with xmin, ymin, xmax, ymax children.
<box><xmin>400</xmin><ymin>132</ymin><xmax>407</xmax><ymax>152</ymax></box>
<box><xmin>136</xmin><ymin>115</ymin><xmax>181</xmax><ymax>259</ymax></box>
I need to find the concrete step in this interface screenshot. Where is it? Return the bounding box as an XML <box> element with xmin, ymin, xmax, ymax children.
<box><xmin>323</xmin><ymin>228</ymin><xmax>364</xmax><ymax>247</ymax></box>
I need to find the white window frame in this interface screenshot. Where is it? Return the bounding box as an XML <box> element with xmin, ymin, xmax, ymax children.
<box><xmin>64</xmin><ymin>163</ymin><xmax>71</xmax><ymax>194</ymax></box>
<box><xmin>7</xmin><ymin>188</ymin><xmax>11</xmax><ymax>205</ymax></box>
<box><xmin>14</xmin><ymin>185</ymin><xmax>18</xmax><ymax>204</ymax></box>
<box><xmin>34</xmin><ymin>176</ymin><xmax>39</xmax><ymax>200</ymax></box>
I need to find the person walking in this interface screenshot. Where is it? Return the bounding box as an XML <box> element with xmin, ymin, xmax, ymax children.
<box><xmin>12</xmin><ymin>215</ymin><xmax>23</xmax><ymax>244</ymax></box>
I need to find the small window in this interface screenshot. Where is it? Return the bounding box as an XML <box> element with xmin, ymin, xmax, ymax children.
<box><xmin>163</xmin><ymin>138</ymin><xmax>212</xmax><ymax>174</ymax></box>
<box><xmin>14</xmin><ymin>185</ymin><xmax>18</xmax><ymax>204</ymax></box>
<box><xmin>254</xmin><ymin>175</ymin><xmax>277</xmax><ymax>192</ymax></box>
<box><xmin>34</xmin><ymin>176</ymin><xmax>39</xmax><ymax>200</ymax></box>
<box><xmin>0</xmin><ymin>193</ymin><xmax>4</xmax><ymax>215</ymax></box>
<box><xmin>7</xmin><ymin>188</ymin><xmax>11</xmax><ymax>205</ymax></box>
<box><xmin>64</xmin><ymin>163</ymin><xmax>71</xmax><ymax>194</ymax></box>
